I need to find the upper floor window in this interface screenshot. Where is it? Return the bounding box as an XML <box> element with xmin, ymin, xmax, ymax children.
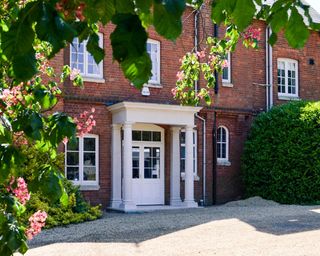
<box><xmin>277</xmin><ymin>58</ymin><xmax>298</xmax><ymax>97</ymax></box>
<box><xmin>70</xmin><ymin>34</ymin><xmax>103</xmax><ymax>79</ymax></box>
<box><xmin>217</xmin><ymin>126</ymin><xmax>229</xmax><ymax>162</ymax></box>
<box><xmin>222</xmin><ymin>52</ymin><xmax>231</xmax><ymax>84</ymax></box>
<box><xmin>180</xmin><ymin>130</ymin><xmax>197</xmax><ymax>175</ymax></box>
<box><xmin>146</xmin><ymin>39</ymin><xmax>160</xmax><ymax>85</ymax></box>
<box><xmin>65</xmin><ymin>135</ymin><xmax>99</xmax><ymax>186</ymax></box>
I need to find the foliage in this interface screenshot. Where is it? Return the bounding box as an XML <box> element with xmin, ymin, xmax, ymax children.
<box><xmin>242</xmin><ymin>101</ymin><xmax>320</xmax><ymax>204</ymax></box>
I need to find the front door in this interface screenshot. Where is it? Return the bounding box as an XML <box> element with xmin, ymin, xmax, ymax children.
<box><xmin>131</xmin><ymin>127</ymin><xmax>165</xmax><ymax>205</ymax></box>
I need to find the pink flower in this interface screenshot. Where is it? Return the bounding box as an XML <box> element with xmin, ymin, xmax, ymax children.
<box><xmin>7</xmin><ymin>177</ymin><xmax>30</xmax><ymax>205</ymax></box>
<box><xmin>74</xmin><ymin>108</ymin><xmax>96</xmax><ymax>137</ymax></box>
<box><xmin>176</xmin><ymin>71</ymin><xmax>184</xmax><ymax>81</ymax></box>
<box><xmin>25</xmin><ymin>211</ymin><xmax>48</xmax><ymax>240</ymax></box>
<box><xmin>222</xmin><ymin>59</ymin><xmax>228</xmax><ymax>68</ymax></box>
<box><xmin>171</xmin><ymin>88</ymin><xmax>178</xmax><ymax>97</ymax></box>
<box><xmin>70</xmin><ymin>68</ymin><xmax>80</xmax><ymax>81</ymax></box>
<box><xmin>62</xmin><ymin>137</ymin><xmax>69</xmax><ymax>145</ymax></box>
<box><xmin>196</xmin><ymin>51</ymin><xmax>206</xmax><ymax>59</ymax></box>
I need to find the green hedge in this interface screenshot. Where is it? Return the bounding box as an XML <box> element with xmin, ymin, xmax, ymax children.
<box><xmin>242</xmin><ymin>101</ymin><xmax>320</xmax><ymax>204</ymax></box>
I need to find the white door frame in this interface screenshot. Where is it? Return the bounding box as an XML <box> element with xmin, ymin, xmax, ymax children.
<box><xmin>131</xmin><ymin>124</ymin><xmax>165</xmax><ymax>205</ymax></box>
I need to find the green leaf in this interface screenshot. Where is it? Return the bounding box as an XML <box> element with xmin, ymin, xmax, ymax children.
<box><xmin>111</xmin><ymin>14</ymin><xmax>151</xmax><ymax>87</ymax></box>
<box><xmin>268</xmin><ymin>32</ymin><xmax>277</xmax><ymax>46</ymax></box>
<box><xmin>0</xmin><ymin>125</ymin><xmax>12</xmax><ymax>144</ymax></box>
<box><xmin>115</xmin><ymin>0</ymin><xmax>135</xmax><ymax>13</ymax></box>
<box><xmin>1</xmin><ymin>21</ymin><xmax>35</xmax><ymax>59</ymax></box>
<box><xmin>121</xmin><ymin>52</ymin><xmax>152</xmax><ymax>88</ymax></box>
<box><xmin>33</xmin><ymin>85</ymin><xmax>58</xmax><ymax>110</ymax></box>
<box><xmin>284</xmin><ymin>7</ymin><xmax>310</xmax><ymax>49</ymax></box>
<box><xmin>268</xmin><ymin>7</ymin><xmax>288</xmax><ymax>33</ymax></box>
<box><xmin>84</xmin><ymin>0</ymin><xmax>115</xmax><ymax>24</ymax></box>
<box><xmin>153</xmin><ymin>0</ymin><xmax>185</xmax><ymax>40</ymax></box>
<box><xmin>232</xmin><ymin>0</ymin><xmax>256</xmax><ymax>31</ymax></box>
<box><xmin>86</xmin><ymin>33</ymin><xmax>105</xmax><ymax>64</ymax></box>
<box><xmin>12</xmin><ymin>50</ymin><xmax>37</xmax><ymax>81</ymax></box>
<box><xmin>211</xmin><ymin>0</ymin><xmax>236</xmax><ymax>24</ymax></box>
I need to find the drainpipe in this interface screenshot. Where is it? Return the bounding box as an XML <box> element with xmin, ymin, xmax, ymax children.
<box><xmin>214</xmin><ymin>24</ymin><xmax>219</xmax><ymax>94</ymax></box>
<box><xmin>212</xmin><ymin>110</ymin><xmax>217</xmax><ymax>204</ymax></box>
<box><xmin>265</xmin><ymin>26</ymin><xmax>273</xmax><ymax>110</ymax></box>
<box><xmin>194</xmin><ymin>7</ymin><xmax>207</xmax><ymax>206</ymax></box>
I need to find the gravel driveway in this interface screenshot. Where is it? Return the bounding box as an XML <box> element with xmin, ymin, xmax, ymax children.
<box><xmin>25</xmin><ymin>197</ymin><xmax>320</xmax><ymax>256</ymax></box>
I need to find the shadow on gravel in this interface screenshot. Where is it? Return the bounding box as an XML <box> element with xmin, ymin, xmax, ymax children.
<box><xmin>28</xmin><ymin>198</ymin><xmax>320</xmax><ymax>248</ymax></box>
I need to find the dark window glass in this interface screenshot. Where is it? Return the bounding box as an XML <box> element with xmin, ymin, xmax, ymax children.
<box><xmin>142</xmin><ymin>131</ymin><xmax>152</xmax><ymax>141</ymax></box>
<box><xmin>152</xmin><ymin>132</ymin><xmax>161</xmax><ymax>141</ymax></box>
<box><xmin>67</xmin><ymin>138</ymin><xmax>79</xmax><ymax>151</ymax></box>
<box><xmin>67</xmin><ymin>152</ymin><xmax>79</xmax><ymax>165</ymax></box>
<box><xmin>67</xmin><ymin>167</ymin><xmax>79</xmax><ymax>181</ymax></box>
<box><xmin>132</xmin><ymin>131</ymin><xmax>141</xmax><ymax>141</ymax></box>
<box><xmin>84</xmin><ymin>138</ymin><xmax>95</xmax><ymax>151</ymax></box>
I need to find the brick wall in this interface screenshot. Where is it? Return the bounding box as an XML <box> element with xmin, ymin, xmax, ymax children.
<box><xmin>50</xmin><ymin>5</ymin><xmax>320</xmax><ymax>207</ymax></box>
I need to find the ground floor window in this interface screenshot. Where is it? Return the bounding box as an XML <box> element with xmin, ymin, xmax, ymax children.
<box><xmin>65</xmin><ymin>135</ymin><xmax>99</xmax><ymax>186</ymax></box>
<box><xmin>217</xmin><ymin>126</ymin><xmax>229</xmax><ymax>162</ymax></box>
<box><xmin>180</xmin><ymin>130</ymin><xmax>197</xmax><ymax>175</ymax></box>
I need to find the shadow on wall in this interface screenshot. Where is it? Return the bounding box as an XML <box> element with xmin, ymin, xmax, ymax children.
<box><xmin>28</xmin><ymin>197</ymin><xmax>320</xmax><ymax>248</ymax></box>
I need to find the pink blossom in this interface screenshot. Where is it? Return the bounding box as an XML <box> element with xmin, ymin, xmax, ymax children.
<box><xmin>25</xmin><ymin>211</ymin><xmax>48</xmax><ymax>240</ymax></box>
<box><xmin>196</xmin><ymin>51</ymin><xmax>206</xmax><ymax>59</ymax></box>
<box><xmin>222</xmin><ymin>59</ymin><xmax>228</xmax><ymax>68</ymax></box>
<box><xmin>7</xmin><ymin>177</ymin><xmax>30</xmax><ymax>205</ymax></box>
<box><xmin>70</xmin><ymin>68</ymin><xmax>80</xmax><ymax>81</ymax></box>
<box><xmin>74</xmin><ymin>108</ymin><xmax>96</xmax><ymax>137</ymax></box>
<box><xmin>62</xmin><ymin>137</ymin><xmax>69</xmax><ymax>145</ymax></box>
<box><xmin>176</xmin><ymin>71</ymin><xmax>184</xmax><ymax>81</ymax></box>
<box><xmin>171</xmin><ymin>88</ymin><xmax>178</xmax><ymax>97</ymax></box>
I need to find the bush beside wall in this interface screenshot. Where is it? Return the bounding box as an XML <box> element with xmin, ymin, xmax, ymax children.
<box><xmin>242</xmin><ymin>101</ymin><xmax>320</xmax><ymax>204</ymax></box>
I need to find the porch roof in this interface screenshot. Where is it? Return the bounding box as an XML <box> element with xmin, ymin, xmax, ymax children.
<box><xmin>107</xmin><ymin>101</ymin><xmax>202</xmax><ymax>126</ymax></box>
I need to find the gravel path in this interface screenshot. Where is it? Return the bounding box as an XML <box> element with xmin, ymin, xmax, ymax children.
<box><xmin>24</xmin><ymin>197</ymin><xmax>320</xmax><ymax>256</ymax></box>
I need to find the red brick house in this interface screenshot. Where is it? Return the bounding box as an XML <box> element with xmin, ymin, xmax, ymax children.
<box><xmin>54</xmin><ymin>4</ymin><xmax>320</xmax><ymax>211</ymax></box>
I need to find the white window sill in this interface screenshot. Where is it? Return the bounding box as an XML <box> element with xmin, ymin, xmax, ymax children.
<box><xmin>82</xmin><ymin>77</ymin><xmax>105</xmax><ymax>83</ymax></box>
<box><xmin>145</xmin><ymin>83</ymin><xmax>162</xmax><ymax>88</ymax></box>
<box><xmin>278</xmin><ymin>95</ymin><xmax>300</xmax><ymax>101</ymax></box>
<box><xmin>180</xmin><ymin>172</ymin><xmax>200</xmax><ymax>181</ymax></box>
<box><xmin>222</xmin><ymin>82</ymin><xmax>234</xmax><ymax>88</ymax></box>
<box><xmin>79</xmin><ymin>184</ymin><xmax>100</xmax><ymax>191</ymax></box>
<box><xmin>217</xmin><ymin>160</ymin><xmax>231</xmax><ymax>166</ymax></box>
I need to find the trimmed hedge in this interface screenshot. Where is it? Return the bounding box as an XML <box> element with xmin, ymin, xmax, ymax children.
<box><xmin>242</xmin><ymin>101</ymin><xmax>320</xmax><ymax>204</ymax></box>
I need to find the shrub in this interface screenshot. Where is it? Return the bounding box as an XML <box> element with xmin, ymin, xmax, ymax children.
<box><xmin>242</xmin><ymin>101</ymin><xmax>320</xmax><ymax>204</ymax></box>
<box><xmin>20</xmin><ymin>145</ymin><xmax>102</xmax><ymax>228</ymax></box>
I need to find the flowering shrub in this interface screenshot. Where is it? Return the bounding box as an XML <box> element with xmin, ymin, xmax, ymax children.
<box><xmin>7</xmin><ymin>177</ymin><xmax>30</xmax><ymax>205</ymax></box>
<box><xmin>173</xmin><ymin>25</ymin><xmax>261</xmax><ymax>105</ymax></box>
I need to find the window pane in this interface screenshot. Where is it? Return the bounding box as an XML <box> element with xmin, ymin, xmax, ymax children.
<box><xmin>146</xmin><ymin>41</ymin><xmax>159</xmax><ymax>82</ymax></box>
<box><xmin>67</xmin><ymin>152</ymin><xmax>79</xmax><ymax>165</ymax></box>
<box><xmin>152</xmin><ymin>131</ymin><xmax>161</xmax><ymax>141</ymax></box>
<box><xmin>83</xmin><ymin>167</ymin><xmax>96</xmax><ymax>181</ymax></box>
<box><xmin>67</xmin><ymin>138</ymin><xmax>79</xmax><ymax>151</ymax></box>
<box><xmin>67</xmin><ymin>167</ymin><xmax>79</xmax><ymax>181</ymax></box>
<box><xmin>83</xmin><ymin>153</ymin><xmax>95</xmax><ymax>166</ymax></box>
<box><xmin>132</xmin><ymin>130</ymin><xmax>141</xmax><ymax>141</ymax></box>
<box><xmin>132</xmin><ymin>147</ymin><xmax>140</xmax><ymax>179</ymax></box>
<box><xmin>142</xmin><ymin>131</ymin><xmax>152</xmax><ymax>141</ymax></box>
<box><xmin>180</xmin><ymin>159</ymin><xmax>185</xmax><ymax>173</ymax></box>
<box><xmin>180</xmin><ymin>146</ymin><xmax>185</xmax><ymax>159</ymax></box>
<box><xmin>180</xmin><ymin>132</ymin><xmax>185</xmax><ymax>144</ymax></box>
<box><xmin>84</xmin><ymin>138</ymin><xmax>95</xmax><ymax>151</ymax></box>
<box><xmin>217</xmin><ymin>143</ymin><xmax>221</xmax><ymax>158</ymax></box>
<box><xmin>144</xmin><ymin>147</ymin><xmax>160</xmax><ymax>179</ymax></box>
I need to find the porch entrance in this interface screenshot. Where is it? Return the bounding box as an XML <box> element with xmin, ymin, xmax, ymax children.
<box><xmin>131</xmin><ymin>124</ymin><xmax>164</xmax><ymax>205</ymax></box>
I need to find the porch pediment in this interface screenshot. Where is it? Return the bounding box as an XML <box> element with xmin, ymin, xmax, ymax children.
<box><xmin>107</xmin><ymin>101</ymin><xmax>202</xmax><ymax>126</ymax></box>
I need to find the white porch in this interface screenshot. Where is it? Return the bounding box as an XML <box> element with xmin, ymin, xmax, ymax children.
<box><xmin>108</xmin><ymin>101</ymin><xmax>202</xmax><ymax>212</ymax></box>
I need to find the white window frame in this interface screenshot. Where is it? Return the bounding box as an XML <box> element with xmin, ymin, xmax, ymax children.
<box><xmin>277</xmin><ymin>58</ymin><xmax>299</xmax><ymax>98</ymax></box>
<box><xmin>217</xmin><ymin>126</ymin><xmax>230</xmax><ymax>165</ymax></box>
<box><xmin>222</xmin><ymin>52</ymin><xmax>231</xmax><ymax>84</ymax></box>
<box><xmin>180</xmin><ymin>130</ymin><xmax>199</xmax><ymax>180</ymax></box>
<box><xmin>70</xmin><ymin>33</ymin><xmax>104</xmax><ymax>80</ymax></box>
<box><xmin>65</xmin><ymin>134</ymin><xmax>99</xmax><ymax>189</ymax></box>
<box><xmin>146</xmin><ymin>39</ymin><xmax>161</xmax><ymax>85</ymax></box>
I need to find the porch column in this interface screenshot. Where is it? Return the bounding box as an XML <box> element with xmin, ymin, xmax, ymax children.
<box><xmin>110</xmin><ymin>124</ymin><xmax>122</xmax><ymax>208</ymax></box>
<box><xmin>120</xmin><ymin>122</ymin><xmax>136</xmax><ymax>211</ymax></box>
<box><xmin>170</xmin><ymin>127</ymin><xmax>182</xmax><ymax>206</ymax></box>
<box><xmin>184</xmin><ymin>125</ymin><xmax>197</xmax><ymax>207</ymax></box>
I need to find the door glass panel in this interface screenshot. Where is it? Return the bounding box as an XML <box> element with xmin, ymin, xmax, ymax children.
<box><xmin>144</xmin><ymin>147</ymin><xmax>160</xmax><ymax>179</ymax></box>
<box><xmin>132</xmin><ymin>147</ymin><xmax>140</xmax><ymax>179</ymax></box>
<box><xmin>142</xmin><ymin>131</ymin><xmax>152</xmax><ymax>141</ymax></box>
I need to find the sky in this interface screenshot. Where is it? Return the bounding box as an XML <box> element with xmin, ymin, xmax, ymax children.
<box><xmin>305</xmin><ymin>0</ymin><xmax>320</xmax><ymax>13</ymax></box>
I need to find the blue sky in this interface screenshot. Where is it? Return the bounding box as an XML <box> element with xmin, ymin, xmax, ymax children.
<box><xmin>305</xmin><ymin>0</ymin><xmax>320</xmax><ymax>13</ymax></box>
